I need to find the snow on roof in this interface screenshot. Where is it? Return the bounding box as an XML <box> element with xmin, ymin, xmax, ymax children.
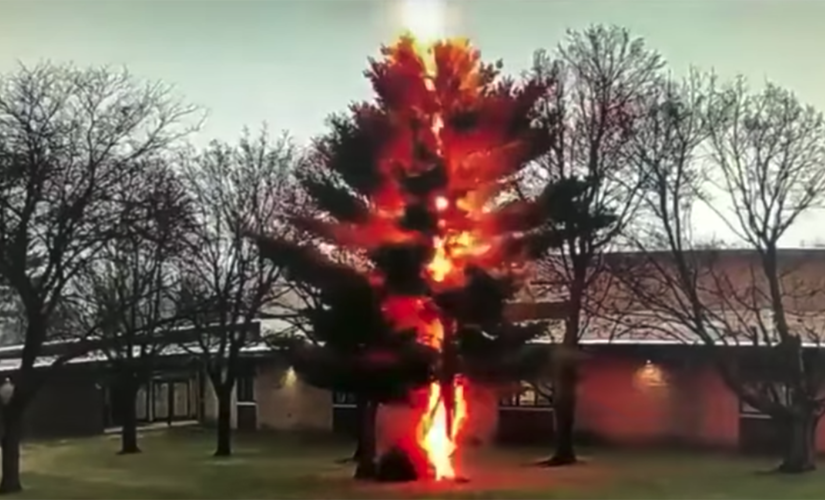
<box><xmin>0</xmin><ymin>314</ymin><xmax>299</xmax><ymax>374</ymax></box>
<box><xmin>5</xmin><ymin>308</ymin><xmax>824</xmax><ymax>374</ymax></box>
<box><xmin>0</xmin><ymin>341</ymin><xmax>279</xmax><ymax>374</ymax></box>
<box><xmin>520</xmin><ymin>314</ymin><xmax>825</xmax><ymax>348</ymax></box>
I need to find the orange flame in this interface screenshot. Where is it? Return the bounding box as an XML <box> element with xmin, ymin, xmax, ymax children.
<box><xmin>428</xmin><ymin>237</ymin><xmax>453</xmax><ymax>283</ymax></box>
<box><xmin>412</xmin><ymin>37</ymin><xmax>476</xmax><ymax>478</ymax></box>
<box><xmin>426</xmin><ymin>230</ymin><xmax>490</xmax><ymax>286</ymax></box>
<box><xmin>419</xmin><ymin>380</ymin><xmax>467</xmax><ymax>480</ymax></box>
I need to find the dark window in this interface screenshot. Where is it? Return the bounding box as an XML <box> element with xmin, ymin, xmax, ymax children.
<box><xmin>333</xmin><ymin>392</ymin><xmax>357</xmax><ymax>407</ymax></box>
<box><xmin>500</xmin><ymin>382</ymin><xmax>552</xmax><ymax>408</ymax></box>
<box><xmin>237</xmin><ymin>370</ymin><xmax>256</xmax><ymax>403</ymax></box>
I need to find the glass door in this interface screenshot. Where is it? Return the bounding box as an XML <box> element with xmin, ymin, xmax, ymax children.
<box><xmin>172</xmin><ymin>381</ymin><xmax>190</xmax><ymax>419</ymax></box>
<box><xmin>152</xmin><ymin>381</ymin><xmax>169</xmax><ymax>421</ymax></box>
<box><xmin>136</xmin><ymin>385</ymin><xmax>149</xmax><ymax>422</ymax></box>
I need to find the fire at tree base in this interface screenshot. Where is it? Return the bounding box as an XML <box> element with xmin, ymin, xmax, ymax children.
<box><xmin>374</xmin><ymin>378</ymin><xmax>470</xmax><ymax>483</ymax></box>
<box><xmin>375</xmin><ymin>446</ymin><xmax>471</xmax><ymax>484</ymax></box>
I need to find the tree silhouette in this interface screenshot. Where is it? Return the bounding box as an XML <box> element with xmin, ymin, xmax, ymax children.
<box><xmin>614</xmin><ymin>72</ymin><xmax>825</xmax><ymax>473</ymax></box>
<box><xmin>253</xmin><ymin>37</ymin><xmax>563</xmax><ymax>481</ymax></box>
<box><xmin>524</xmin><ymin>25</ymin><xmax>662</xmax><ymax>466</ymax></box>
<box><xmin>71</xmin><ymin>161</ymin><xmax>193</xmax><ymax>455</ymax></box>
<box><xmin>175</xmin><ymin>129</ymin><xmax>297</xmax><ymax>457</ymax></box>
<box><xmin>0</xmin><ymin>63</ymin><xmax>199</xmax><ymax>493</ymax></box>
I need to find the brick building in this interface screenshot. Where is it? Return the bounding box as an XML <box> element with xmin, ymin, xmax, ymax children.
<box><xmin>202</xmin><ymin>248</ymin><xmax>825</xmax><ymax>455</ymax></box>
<box><xmin>4</xmin><ymin>248</ymin><xmax>825</xmax><ymax>455</ymax></box>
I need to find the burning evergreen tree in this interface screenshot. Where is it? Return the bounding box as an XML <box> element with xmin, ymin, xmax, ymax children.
<box><xmin>255</xmin><ymin>36</ymin><xmax>559</xmax><ymax>482</ymax></box>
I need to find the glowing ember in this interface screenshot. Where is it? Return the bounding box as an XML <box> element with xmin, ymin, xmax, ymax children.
<box><xmin>434</xmin><ymin>196</ymin><xmax>449</xmax><ymax>212</ymax></box>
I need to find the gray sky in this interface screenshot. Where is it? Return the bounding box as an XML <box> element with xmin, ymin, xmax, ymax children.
<box><xmin>2</xmin><ymin>0</ymin><xmax>825</xmax><ymax>244</ymax></box>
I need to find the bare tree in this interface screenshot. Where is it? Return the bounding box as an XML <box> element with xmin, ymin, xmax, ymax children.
<box><xmin>615</xmin><ymin>73</ymin><xmax>825</xmax><ymax>473</ymax></box>
<box><xmin>525</xmin><ymin>25</ymin><xmax>663</xmax><ymax>466</ymax></box>
<box><xmin>175</xmin><ymin>129</ymin><xmax>296</xmax><ymax>457</ymax></box>
<box><xmin>0</xmin><ymin>63</ymin><xmax>199</xmax><ymax>493</ymax></box>
<box><xmin>70</xmin><ymin>161</ymin><xmax>193</xmax><ymax>454</ymax></box>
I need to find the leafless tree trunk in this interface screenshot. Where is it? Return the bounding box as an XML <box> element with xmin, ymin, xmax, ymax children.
<box><xmin>526</xmin><ymin>25</ymin><xmax>662</xmax><ymax>466</ymax></box>
<box><xmin>0</xmin><ymin>63</ymin><xmax>199</xmax><ymax>492</ymax></box>
<box><xmin>353</xmin><ymin>396</ymin><xmax>378</xmax><ymax>480</ymax></box>
<box><xmin>214</xmin><ymin>381</ymin><xmax>233</xmax><ymax>456</ymax></box>
<box><xmin>117</xmin><ymin>371</ymin><xmax>141</xmax><ymax>454</ymax></box>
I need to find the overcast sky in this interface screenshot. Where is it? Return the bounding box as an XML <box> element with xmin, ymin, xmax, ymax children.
<box><xmin>2</xmin><ymin>0</ymin><xmax>825</xmax><ymax>244</ymax></box>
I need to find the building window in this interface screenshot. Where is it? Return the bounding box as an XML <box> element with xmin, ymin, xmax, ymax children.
<box><xmin>333</xmin><ymin>391</ymin><xmax>357</xmax><ymax>407</ymax></box>
<box><xmin>237</xmin><ymin>371</ymin><xmax>256</xmax><ymax>403</ymax></box>
<box><xmin>500</xmin><ymin>381</ymin><xmax>552</xmax><ymax>408</ymax></box>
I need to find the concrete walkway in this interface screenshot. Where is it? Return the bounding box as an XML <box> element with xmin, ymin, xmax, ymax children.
<box><xmin>104</xmin><ymin>419</ymin><xmax>199</xmax><ymax>435</ymax></box>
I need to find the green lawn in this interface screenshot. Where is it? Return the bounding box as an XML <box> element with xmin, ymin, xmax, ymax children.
<box><xmin>10</xmin><ymin>427</ymin><xmax>825</xmax><ymax>499</ymax></box>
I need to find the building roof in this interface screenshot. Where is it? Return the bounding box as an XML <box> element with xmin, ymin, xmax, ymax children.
<box><xmin>0</xmin><ymin>341</ymin><xmax>278</xmax><ymax>374</ymax></box>
<box><xmin>0</xmin><ymin>317</ymin><xmax>296</xmax><ymax>374</ymax></box>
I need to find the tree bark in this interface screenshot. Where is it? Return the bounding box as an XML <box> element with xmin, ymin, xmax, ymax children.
<box><xmin>536</xmin><ymin>269</ymin><xmax>585</xmax><ymax>468</ymax></box>
<box><xmin>539</xmin><ymin>358</ymin><xmax>578</xmax><ymax>467</ymax></box>
<box><xmin>777</xmin><ymin>412</ymin><xmax>818</xmax><ymax>473</ymax></box>
<box><xmin>0</xmin><ymin>406</ymin><xmax>23</xmax><ymax>494</ymax></box>
<box><xmin>118</xmin><ymin>377</ymin><xmax>141</xmax><ymax>455</ymax></box>
<box><xmin>214</xmin><ymin>386</ymin><xmax>233</xmax><ymax>457</ymax></box>
<box><xmin>353</xmin><ymin>398</ymin><xmax>377</xmax><ymax>480</ymax></box>
<box><xmin>336</xmin><ymin>399</ymin><xmax>364</xmax><ymax>464</ymax></box>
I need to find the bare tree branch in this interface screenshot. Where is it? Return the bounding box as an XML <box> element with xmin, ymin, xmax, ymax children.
<box><xmin>172</xmin><ymin>127</ymin><xmax>298</xmax><ymax>455</ymax></box>
<box><xmin>522</xmin><ymin>26</ymin><xmax>664</xmax><ymax>464</ymax></box>
<box><xmin>611</xmin><ymin>71</ymin><xmax>825</xmax><ymax>472</ymax></box>
<box><xmin>0</xmin><ymin>62</ymin><xmax>200</xmax><ymax>404</ymax></box>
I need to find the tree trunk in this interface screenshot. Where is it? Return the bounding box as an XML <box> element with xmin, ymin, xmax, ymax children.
<box><xmin>214</xmin><ymin>386</ymin><xmax>233</xmax><ymax>457</ymax></box>
<box><xmin>335</xmin><ymin>439</ymin><xmax>364</xmax><ymax>465</ymax></box>
<box><xmin>353</xmin><ymin>398</ymin><xmax>377</xmax><ymax>480</ymax></box>
<box><xmin>0</xmin><ymin>406</ymin><xmax>23</xmax><ymax>494</ymax></box>
<box><xmin>537</xmin><ymin>270</ymin><xmax>585</xmax><ymax>468</ymax></box>
<box><xmin>777</xmin><ymin>412</ymin><xmax>818</xmax><ymax>473</ymax></box>
<box><xmin>539</xmin><ymin>358</ymin><xmax>578</xmax><ymax>467</ymax></box>
<box><xmin>336</xmin><ymin>399</ymin><xmax>364</xmax><ymax>464</ymax></box>
<box><xmin>118</xmin><ymin>378</ymin><xmax>141</xmax><ymax>455</ymax></box>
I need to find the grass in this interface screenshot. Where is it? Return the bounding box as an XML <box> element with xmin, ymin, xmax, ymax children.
<box><xmin>10</xmin><ymin>427</ymin><xmax>825</xmax><ymax>499</ymax></box>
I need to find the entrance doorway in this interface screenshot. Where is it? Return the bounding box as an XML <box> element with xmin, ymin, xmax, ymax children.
<box><xmin>105</xmin><ymin>375</ymin><xmax>199</xmax><ymax>427</ymax></box>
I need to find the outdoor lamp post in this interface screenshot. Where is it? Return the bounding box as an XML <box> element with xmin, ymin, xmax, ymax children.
<box><xmin>0</xmin><ymin>378</ymin><xmax>15</xmax><ymax>405</ymax></box>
